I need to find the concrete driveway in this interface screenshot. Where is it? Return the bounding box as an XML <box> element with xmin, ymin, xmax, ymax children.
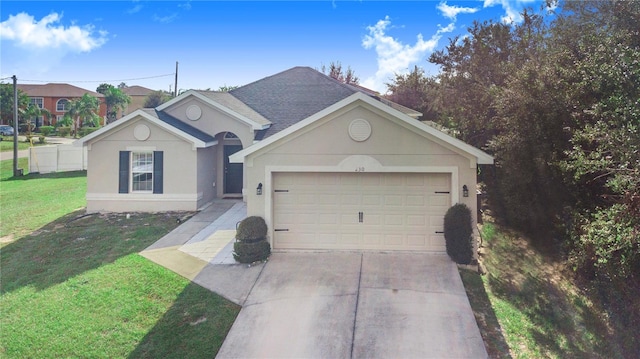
<box><xmin>217</xmin><ymin>252</ymin><xmax>487</xmax><ymax>359</ymax></box>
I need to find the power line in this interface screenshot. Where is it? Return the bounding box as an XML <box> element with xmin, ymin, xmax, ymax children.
<box><xmin>18</xmin><ymin>73</ymin><xmax>176</xmax><ymax>84</ymax></box>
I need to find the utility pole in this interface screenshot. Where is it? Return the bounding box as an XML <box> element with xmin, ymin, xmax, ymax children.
<box><xmin>12</xmin><ymin>75</ymin><xmax>20</xmax><ymax>177</ymax></box>
<box><xmin>174</xmin><ymin>61</ymin><xmax>179</xmax><ymax>97</ymax></box>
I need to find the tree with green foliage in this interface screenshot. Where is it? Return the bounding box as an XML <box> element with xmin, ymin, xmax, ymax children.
<box><xmin>96</xmin><ymin>83</ymin><xmax>131</xmax><ymax>124</ymax></box>
<box><xmin>217</xmin><ymin>85</ymin><xmax>239</xmax><ymax>92</ymax></box>
<box><xmin>67</xmin><ymin>94</ymin><xmax>101</xmax><ymax>136</ymax></box>
<box><xmin>0</xmin><ymin>83</ymin><xmax>29</xmax><ymax>127</ymax></box>
<box><xmin>143</xmin><ymin>90</ymin><xmax>172</xmax><ymax>108</ymax></box>
<box><xmin>19</xmin><ymin>103</ymin><xmax>51</xmax><ymax>135</ymax></box>
<box><xmin>548</xmin><ymin>0</ymin><xmax>640</xmax><ymax>283</ymax></box>
<box><xmin>384</xmin><ymin>66</ymin><xmax>440</xmax><ymax>122</ymax></box>
<box><xmin>321</xmin><ymin>61</ymin><xmax>360</xmax><ymax>85</ymax></box>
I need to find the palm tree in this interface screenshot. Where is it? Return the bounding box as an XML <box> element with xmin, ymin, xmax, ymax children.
<box><xmin>96</xmin><ymin>84</ymin><xmax>131</xmax><ymax>123</ymax></box>
<box><xmin>67</xmin><ymin>94</ymin><xmax>100</xmax><ymax>137</ymax></box>
<box><xmin>19</xmin><ymin>104</ymin><xmax>51</xmax><ymax>135</ymax></box>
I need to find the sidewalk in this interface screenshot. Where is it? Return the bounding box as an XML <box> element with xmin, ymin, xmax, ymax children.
<box><xmin>140</xmin><ymin>199</ymin><xmax>266</xmax><ymax>305</ymax></box>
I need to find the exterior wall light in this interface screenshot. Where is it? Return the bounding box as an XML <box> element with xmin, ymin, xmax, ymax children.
<box><xmin>463</xmin><ymin>185</ymin><xmax>469</xmax><ymax>198</ymax></box>
<box><xmin>256</xmin><ymin>183</ymin><xmax>263</xmax><ymax>195</ymax></box>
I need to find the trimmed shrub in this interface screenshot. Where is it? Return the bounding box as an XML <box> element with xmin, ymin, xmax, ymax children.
<box><xmin>38</xmin><ymin>135</ymin><xmax>46</xmax><ymax>144</ymax></box>
<box><xmin>233</xmin><ymin>216</ymin><xmax>270</xmax><ymax>263</ymax></box>
<box><xmin>78</xmin><ymin>127</ymin><xmax>100</xmax><ymax>137</ymax></box>
<box><xmin>233</xmin><ymin>241</ymin><xmax>271</xmax><ymax>264</ymax></box>
<box><xmin>444</xmin><ymin>203</ymin><xmax>474</xmax><ymax>264</ymax></box>
<box><xmin>40</xmin><ymin>126</ymin><xmax>54</xmax><ymax>136</ymax></box>
<box><xmin>236</xmin><ymin>216</ymin><xmax>268</xmax><ymax>243</ymax></box>
<box><xmin>57</xmin><ymin>127</ymin><xmax>72</xmax><ymax>137</ymax></box>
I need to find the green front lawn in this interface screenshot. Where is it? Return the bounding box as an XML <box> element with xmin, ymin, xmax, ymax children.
<box><xmin>461</xmin><ymin>221</ymin><xmax>625</xmax><ymax>358</ymax></box>
<box><xmin>0</xmin><ymin>159</ymin><xmax>240</xmax><ymax>358</ymax></box>
<box><xmin>0</xmin><ymin>158</ymin><xmax>86</xmax><ymax>238</ymax></box>
<box><xmin>0</xmin><ymin>137</ymin><xmax>48</xmax><ymax>151</ymax></box>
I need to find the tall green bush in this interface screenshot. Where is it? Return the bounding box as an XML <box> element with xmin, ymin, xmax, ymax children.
<box><xmin>235</xmin><ymin>216</ymin><xmax>268</xmax><ymax>243</ymax></box>
<box><xmin>444</xmin><ymin>203</ymin><xmax>474</xmax><ymax>265</ymax></box>
<box><xmin>233</xmin><ymin>216</ymin><xmax>270</xmax><ymax>263</ymax></box>
<box><xmin>570</xmin><ymin>205</ymin><xmax>640</xmax><ymax>282</ymax></box>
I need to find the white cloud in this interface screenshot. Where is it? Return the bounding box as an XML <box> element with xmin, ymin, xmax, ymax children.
<box><xmin>153</xmin><ymin>13</ymin><xmax>179</xmax><ymax>23</ymax></box>
<box><xmin>483</xmin><ymin>0</ymin><xmax>537</xmax><ymax>24</ymax></box>
<box><xmin>437</xmin><ymin>1</ymin><xmax>479</xmax><ymax>20</ymax></box>
<box><xmin>361</xmin><ymin>16</ymin><xmax>452</xmax><ymax>93</ymax></box>
<box><xmin>127</xmin><ymin>4</ymin><xmax>144</xmax><ymax>14</ymax></box>
<box><xmin>0</xmin><ymin>12</ymin><xmax>107</xmax><ymax>78</ymax></box>
<box><xmin>0</xmin><ymin>12</ymin><xmax>107</xmax><ymax>52</ymax></box>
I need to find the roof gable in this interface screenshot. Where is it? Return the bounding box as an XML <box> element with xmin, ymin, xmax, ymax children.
<box><xmin>156</xmin><ymin>90</ymin><xmax>270</xmax><ymax>130</ymax></box>
<box><xmin>75</xmin><ymin>109</ymin><xmax>216</xmax><ymax>148</ymax></box>
<box><xmin>230</xmin><ymin>92</ymin><xmax>494</xmax><ymax>166</ymax></box>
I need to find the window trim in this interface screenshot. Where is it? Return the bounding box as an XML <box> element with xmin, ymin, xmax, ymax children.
<box><xmin>118</xmin><ymin>150</ymin><xmax>163</xmax><ymax>194</ymax></box>
<box><xmin>56</xmin><ymin>98</ymin><xmax>69</xmax><ymax>112</ymax></box>
<box><xmin>131</xmin><ymin>152</ymin><xmax>154</xmax><ymax>193</ymax></box>
<box><xmin>30</xmin><ymin>97</ymin><xmax>44</xmax><ymax>109</ymax></box>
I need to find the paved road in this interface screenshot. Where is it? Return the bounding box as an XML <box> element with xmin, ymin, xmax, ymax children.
<box><xmin>217</xmin><ymin>252</ymin><xmax>488</xmax><ymax>359</ymax></box>
<box><xmin>0</xmin><ymin>137</ymin><xmax>76</xmax><ymax>160</ymax></box>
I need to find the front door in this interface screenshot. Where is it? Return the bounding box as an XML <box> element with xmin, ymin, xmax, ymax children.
<box><xmin>224</xmin><ymin>145</ymin><xmax>243</xmax><ymax>194</ymax></box>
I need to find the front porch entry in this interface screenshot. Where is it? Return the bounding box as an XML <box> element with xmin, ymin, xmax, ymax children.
<box><xmin>223</xmin><ymin>144</ymin><xmax>243</xmax><ymax>195</ymax></box>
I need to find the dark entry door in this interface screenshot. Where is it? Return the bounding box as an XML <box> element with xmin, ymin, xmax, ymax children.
<box><xmin>224</xmin><ymin>145</ymin><xmax>243</xmax><ymax>194</ymax></box>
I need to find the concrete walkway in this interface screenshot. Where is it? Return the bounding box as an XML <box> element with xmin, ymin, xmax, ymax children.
<box><xmin>140</xmin><ymin>199</ymin><xmax>266</xmax><ymax>305</ymax></box>
<box><xmin>141</xmin><ymin>200</ymin><xmax>487</xmax><ymax>358</ymax></box>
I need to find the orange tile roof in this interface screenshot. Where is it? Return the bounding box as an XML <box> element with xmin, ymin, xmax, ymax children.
<box><xmin>17</xmin><ymin>83</ymin><xmax>103</xmax><ymax>98</ymax></box>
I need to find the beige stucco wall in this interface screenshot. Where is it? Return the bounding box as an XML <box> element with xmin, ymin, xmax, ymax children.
<box><xmin>197</xmin><ymin>145</ymin><xmax>217</xmax><ymax>208</ymax></box>
<box><xmin>163</xmin><ymin>98</ymin><xmax>254</xmax><ymax>148</ymax></box>
<box><xmin>242</xmin><ymin>102</ymin><xmax>480</xmax><ymax>238</ymax></box>
<box><xmin>86</xmin><ymin>117</ymin><xmax>202</xmax><ymax>212</ymax></box>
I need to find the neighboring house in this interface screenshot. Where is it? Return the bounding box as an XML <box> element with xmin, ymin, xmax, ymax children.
<box><xmin>120</xmin><ymin>85</ymin><xmax>156</xmax><ymax>117</ymax></box>
<box><xmin>17</xmin><ymin>83</ymin><xmax>107</xmax><ymax>128</ymax></box>
<box><xmin>76</xmin><ymin>67</ymin><xmax>493</xmax><ymax>253</ymax></box>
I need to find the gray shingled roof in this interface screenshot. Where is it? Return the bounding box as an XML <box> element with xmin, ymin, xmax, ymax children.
<box><xmin>229</xmin><ymin>67</ymin><xmax>422</xmax><ymax>138</ymax></box>
<box><xmin>230</xmin><ymin>67</ymin><xmax>357</xmax><ymax>138</ymax></box>
<box><xmin>196</xmin><ymin>91</ymin><xmax>271</xmax><ymax>126</ymax></box>
<box><xmin>142</xmin><ymin>109</ymin><xmax>215</xmax><ymax>143</ymax></box>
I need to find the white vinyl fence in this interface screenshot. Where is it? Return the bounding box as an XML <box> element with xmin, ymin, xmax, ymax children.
<box><xmin>29</xmin><ymin>144</ymin><xmax>87</xmax><ymax>174</ymax></box>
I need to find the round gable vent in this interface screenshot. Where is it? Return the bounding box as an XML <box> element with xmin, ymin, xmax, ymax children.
<box><xmin>348</xmin><ymin>119</ymin><xmax>372</xmax><ymax>142</ymax></box>
<box><xmin>134</xmin><ymin>124</ymin><xmax>150</xmax><ymax>141</ymax></box>
<box><xmin>186</xmin><ymin>104</ymin><xmax>202</xmax><ymax>121</ymax></box>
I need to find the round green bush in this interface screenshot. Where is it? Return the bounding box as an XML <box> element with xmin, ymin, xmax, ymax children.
<box><xmin>57</xmin><ymin>127</ymin><xmax>72</xmax><ymax>137</ymax></box>
<box><xmin>39</xmin><ymin>126</ymin><xmax>55</xmax><ymax>136</ymax></box>
<box><xmin>444</xmin><ymin>203</ymin><xmax>474</xmax><ymax>265</ymax></box>
<box><xmin>233</xmin><ymin>240</ymin><xmax>271</xmax><ymax>264</ymax></box>
<box><xmin>236</xmin><ymin>216</ymin><xmax>268</xmax><ymax>242</ymax></box>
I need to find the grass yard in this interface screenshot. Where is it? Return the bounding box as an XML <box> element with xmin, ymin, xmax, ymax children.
<box><xmin>0</xmin><ymin>158</ymin><xmax>86</xmax><ymax>239</ymax></box>
<box><xmin>0</xmin><ymin>159</ymin><xmax>240</xmax><ymax>358</ymax></box>
<box><xmin>461</xmin><ymin>220</ymin><xmax>630</xmax><ymax>358</ymax></box>
<box><xmin>0</xmin><ymin>137</ymin><xmax>45</xmax><ymax>151</ymax></box>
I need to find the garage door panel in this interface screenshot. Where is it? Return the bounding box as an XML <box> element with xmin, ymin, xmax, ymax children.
<box><xmin>407</xmin><ymin>235</ymin><xmax>428</xmax><ymax>246</ymax></box>
<box><xmin>273</xmin><ymin>172</ymin><xmax>451</xmax><ymax>251</ymax></box>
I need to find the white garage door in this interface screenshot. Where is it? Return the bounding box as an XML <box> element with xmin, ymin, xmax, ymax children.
<box><xmin>272</xmin><ymin>172</ymin><xmax>451</xmax><ymax>251</ymax></box>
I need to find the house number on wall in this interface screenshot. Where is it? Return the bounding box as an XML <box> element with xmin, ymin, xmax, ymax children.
<box><xmin>355</xmin><ymin>166</ymin><xmax>365</xmax><ymax>172</ymax></box>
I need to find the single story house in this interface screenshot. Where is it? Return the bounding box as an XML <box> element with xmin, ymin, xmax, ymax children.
<box><xmin>76</xmin><ymin>67</ymin><xmax>493</xmax><ymax>252</ymax></box>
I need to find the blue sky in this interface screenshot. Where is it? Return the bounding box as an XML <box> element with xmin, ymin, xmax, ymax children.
<box><xmin>1</xmin><ymin>1</ymin><xmax>549</xmax><ymax>93</ymax></box>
